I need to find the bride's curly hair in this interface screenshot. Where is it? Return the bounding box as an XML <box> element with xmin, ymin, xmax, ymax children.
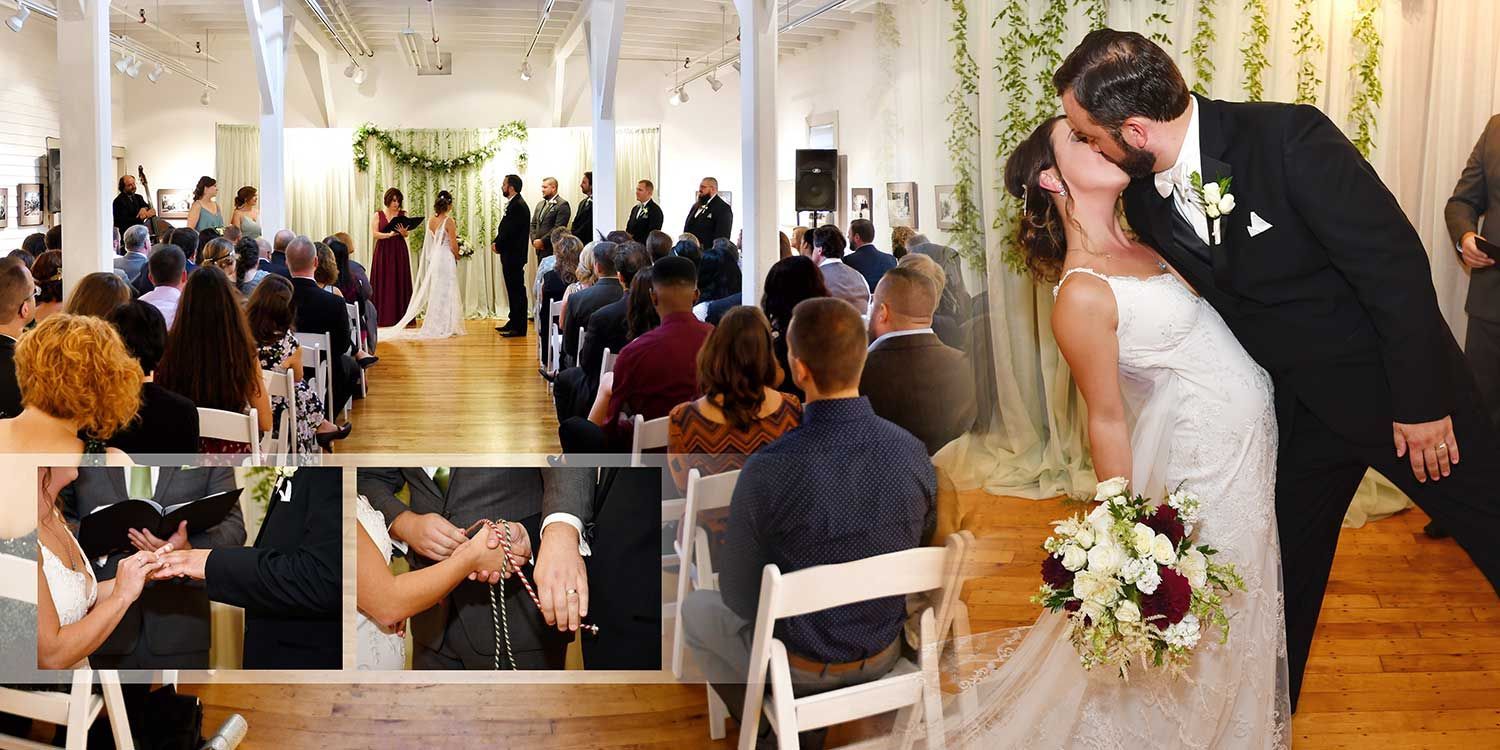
<box><xmin>1003</xmin><ymin>115</ymin><xmax>1073</xmax><ymax>283</ymax></box>
<box><xmin>434</xmin><ymin>190</ymin><xmax>454</xmax><ymax>214</ymax></box>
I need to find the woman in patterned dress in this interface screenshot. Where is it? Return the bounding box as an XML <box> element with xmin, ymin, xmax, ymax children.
<box><xmin>246</xmin><ymin>275</ymin><xmax>352</xmax><ymax>454</ymax></box>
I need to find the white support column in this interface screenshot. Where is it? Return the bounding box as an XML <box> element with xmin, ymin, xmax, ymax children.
<box><xmin>735</xmin><ymin>0</ymin><xmax>779</xmax><ymax>305</ymax></box>
<box><xmin>585</xmin><ymin>0</ymin><xmax>623</xmax><ymax>237</ymax></box>
<box><xmin>57</xmin><ymin>0</ymin><xmax>114</xmax><ymax>295</ymax></box>
<box><xmin>244</xmin><ymin>0</ymin><xmax>292</xmax><ymax>232</ymax></box>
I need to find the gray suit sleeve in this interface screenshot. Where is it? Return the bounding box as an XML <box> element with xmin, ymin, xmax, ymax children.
<box><xmin>554</xmin><ymin>201</ymin><xmax>572</xmax><ymax>234</ymax></box>
<box><xmin>357</xmin><ymin>468</ymin><xmax>411</xmax><ymax>528</ymax></box>
<box><xmin>190</xmin><ymin>467</ymin><xmax>246</xmax><ymax>550</ymax></box>
<box><xmin>541</xmin><ymin>467</ymin><xmax>594</xmax><ymax>526</ymax></box>
<box><xmin>1446</xmin><ymin>117</ymin><xmax>1493</xmax><ymax>246</ymax></box>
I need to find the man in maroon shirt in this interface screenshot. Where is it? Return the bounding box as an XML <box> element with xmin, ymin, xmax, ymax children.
<box><xmin>560</xmin><ymin>255</ymin><xmax>713</xmax><ymax>454</ymax></box>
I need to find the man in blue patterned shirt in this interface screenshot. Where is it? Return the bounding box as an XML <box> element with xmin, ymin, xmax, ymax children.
<box><xmin>682</xmin><ymin>297</ymin><xmax>937</xmax><ymax>748</ymax></box>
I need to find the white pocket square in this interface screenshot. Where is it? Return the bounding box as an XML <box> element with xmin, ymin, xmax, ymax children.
<box><xmin>1248</xmin><ymin>211</ymin><xmax>1273</xmax><ymax>237</ymax></box>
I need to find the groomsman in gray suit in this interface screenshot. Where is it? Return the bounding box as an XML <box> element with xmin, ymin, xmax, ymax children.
<box><xmin>358</xmin><ymin>468</ymin><xmax>594</xmax><ymax>669</ymax></box>
<box><xmin>530</xmin><ymin>177</ymin><xmax>573</xmax><ymax>262</ymax></box>
<box><xmin>1449</xmin><ymin>113</ymin><xmax>1500</xmax><ymax>431</ymax></box>
<box><xmin>62</xmin><ymin>466</ymin><xmax>243</xmax><ymax>669</ymax></box>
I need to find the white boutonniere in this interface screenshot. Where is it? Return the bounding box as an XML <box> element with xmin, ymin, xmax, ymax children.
<box><xmin>1189</xmin><ymin>173</ymin><xmax>1235</xmax><ymax>245</ymax></box>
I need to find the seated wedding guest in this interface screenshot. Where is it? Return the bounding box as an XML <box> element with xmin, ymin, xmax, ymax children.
<box><xmin>554</xmin><ymin>243</ymin><xmax>652</xmax><ymax>420</ymax></box>
<box><xmin>898</xmin><ymin>252</ymin><xmax>964</xmax><ymax>349</ymax></box>
<box><xmin>626</xmin><ymin>268</ymin><xmax>660</xmax><ymax>342</ymax></box>
<box><xmin>668</xmin><ymin>306</ymin><xmax>802</xmax><ymax>493</ymax></box>
<box><xmin>676</xmin><ymin>232</ymin><xmax>702</xmax><ymax>252</ymax></box>
<box><xmin>562</xmin><ymin>240</ymin><xmax>623</xmax><ymax>369</ymax></box>
<box><xmin>906</xmin><ymin>235</ymin><xmax>969</xmax><ymax>320</ymax></box>
<box><xmin>235</xmin><ymin>236</ymin><xmax>271</xmax><ymax>296</ymax></box>
<box><xmin>0</xmin><ymin>258</ymin><xmax>35</xmax><ymax>419</ymax></box>
<box><xmin>29</xmin><ymin>250</ymin><xmax>65</xmax><ymax>326</ymax></box>
<box><xmin>761</xmin><ymin>255</ymin><xmax>830</xmax><ymax>400</ymax></box>
<box><xmin>532</xmin><ymin>227</ymin><xmax>572</xmax><ymax>316</ymax></box>
<box><xmin>197</xmin><ymin>229</ymin><xmax>222</xmax><ymax>257</ymax></box>
<box><xmin>561</xmin><ymin>242</ymin><xmax>598</xmax><ymax>325</ymax></box>
<box><xmin>21</xmin><ymin>232</ymin><xmax>47</xmax><ymax>258</ymax></box>
<box><xmin>844</xmin><ymin>219</ymin><xmax>896</xmax><ymax>290</ymax></box>
<box><xmin>314</xmin><ymin>241</ymin><xmax>342</xmax><ymax>295</ymax></box>
<box><xmin>646</xmin><ymin>230</ymin><xmax>674</xmax><ymax>263</ymax></box>
<box><xmin>560</xmin><ymin>257</ymin><xmax>709</xmax><ymax>453</ymax></box>
<box><xmin>63</xmin><ymin>271</ymin><xmax>132</xmax><ymax>318</ymax></box>
<box><xmin>151</xmin><ymin>467</ymin><xmax>342</xmax><ymax>669</ymax></box>
<box><xmin>1</xmin><ymin>314</ymin><xmax>141</xmax><ymax>450</ymax></box>
<box><xmin>259</xmin><ymin>229</ymin><xmax>293</xmax><ymax>279</ymax></box>
<box><xmin>200</xmin><ymin>236</ymin><xmax>239</xmax><ymax>286</ymax></box>
<box><xmin>791</xmin><ymin>226</ymin><xmax>811</xmax><ymax>255</ymax></box>
<box><xmin>546</xmin><ymin>234</ymin><xmax>584</xmax><ymax>336</ymax></box>
<box><xmin>605</xmin><ymin>230</ymin><xmax>631</xmax><ymax>245</ymax></box>
<box><xmin>133</xmin><ymin>228</ymin><xmax>200</xmax><ymax>295</ymax></box>
<box><xmin>698</xmin><ymin>238</ymin><xmax>742</xmax><ymax>304</ymax></box>
<box><xmin>697</xmin><ymin>293</ymin><xmax>742</xmax><ymax>326</ymax></box>
<box><xmin>45</xmin><ymin>225</ymin><xmax>61</xmax><ymax>252</ymax></box>
<box><xmin>672</xmin><ymin>238</ymin><xmax>702</xmax><ymax>269</ymax></box>
<box><xmin>105</xmin><ymin>301</ymin><xmax>201</xmax><ymax>457</ymax></box>
<box><xmin>808</xmin><ymin>225</ymin><xmax>871</xmax><ymax>311</ymax></box>
<box><xmin>139</xmin><ymin>245</ymin><xmax>188</xmax><ymax>329</ymax></box>
<box><xmin>287</xmin><ymin>235</ymin><xmax>361</xmax><ymax>413</ymax></box>
<box><xmin>862</xmin><ymin>267</ymin><xmax>977</xmax><ymax>455</ymax></box>
<box><xmin>7</xmin><ymin>248</ymin><xmax>34</xmax><ymax>267</ymax></box>
<box><xmin>62</xmin><ymin>464</ymin><xmax>241</xmax><ymax>670</ymax></box>
<box><xmin>682</xmin><ymin>297</ymin><xmax>936</xmax><ymax>750</ymax></box>
<box><xmin>222</xmin><ymin>224</ymin><xmax>243</xmax><ymax>244</ymax></box>
<box><xmin>329</xmin><ymin>234</ymin><xmax>376</xmax><ymax>352</ymax></box>
<box><xmin>114</xmin><ymin>225</ymin><xmax>151</xmax><ymax>281</ymax></box>
<box><xmin>891</xmin><ymin>226</ymin><xmax>916</xmax><ymax>259</ymax></box>
<box><xmin>155</xmin><ymin>265</ymin><xmax>273</xmax><ymax>454</ymax></box>
<box><xmin>247</xmin><ymin>275</ymin><xmax>351</xmax><ymax>453</ymax></box>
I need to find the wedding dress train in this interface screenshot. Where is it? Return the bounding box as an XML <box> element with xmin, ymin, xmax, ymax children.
<box><xmin>936</xmin><ymin>268</ymin><xmax>1291</xmax><ymax>748</ymax></box>
<box><xmin>381</xmin><ymin>218</ymin><xmax>465</xmax><ymax>340</ymax></box>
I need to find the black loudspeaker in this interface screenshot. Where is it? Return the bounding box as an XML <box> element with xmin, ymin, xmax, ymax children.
<box><xmin>795</xmin><ymin>149</ymin><xmax>838</xmax><ymax>212</ymax></box>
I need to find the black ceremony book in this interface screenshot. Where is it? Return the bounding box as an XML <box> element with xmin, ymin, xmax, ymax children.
<box><xmin>1476</xmin><ymin>235</ymin><xmax>1499</xmax><ymax>261</ymax></box>
<box><xmin>385</xmin><ymin>215</ymin><xmax>425</xmax><ymax>233</ymax></box>
<box><xmin>77</xmin><ymin>488</ymin><xmax>243</xmax><ymax>558</ymax></box>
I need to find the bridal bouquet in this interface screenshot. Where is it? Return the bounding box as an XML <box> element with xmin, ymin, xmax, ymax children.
<box><xmin>1033</xmin><ymin>478</ymin><xmax>1245</xmax><ymax>679</ymax></box>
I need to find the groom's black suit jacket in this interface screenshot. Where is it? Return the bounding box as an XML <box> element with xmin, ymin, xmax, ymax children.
<box><xmin>494</xmin><ymin>193</ymin><xmax>531</xmax><ymax>264</ymax></box>
<box><xmin>1123</xmin><ymin>95</ymin><xmax>1465</xmax><ymax>444</ymax></box>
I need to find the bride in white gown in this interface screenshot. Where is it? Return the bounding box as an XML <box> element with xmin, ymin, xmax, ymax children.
<box><xmin>934</xmin><ymin>117</ymin><xmax>1290</xmax><ymax>747</ymax></box>
<box><xmin>382</xmin><ymin>190</ymin><xmax>466</xmax><ymax>340</ymax></box>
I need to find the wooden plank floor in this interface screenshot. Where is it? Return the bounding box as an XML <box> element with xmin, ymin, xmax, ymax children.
<box><xmin>186</xmin><ymin>319</ymin><xmax>1500</xmax><ymax>748</ymax></box>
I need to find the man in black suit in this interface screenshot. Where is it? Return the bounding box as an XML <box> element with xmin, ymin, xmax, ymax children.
<box><xmin>493</xmin><ymin>174</ymin><xmax>531</xmax><ymax>337</ymax></box>
<box><xmin>683</xmin><ymin>177</ymin><xmax>733</xmax><ymax>248</ymax></box>
<box><xmin>287</xmin><ymin>236</ymin><xmax>358</xmax><ymax>414</ymax></box>
<box><xmin>257</xmin><ymin>229</ymin><xmax>294</xmax><ymax>279</ymax></box>
<box><xmin>64</xmin><ymin>466</ymin><xmax>242</xmax><ymax>669</ymax></box>
<box><xmin>571</xmin><ymin>171</ymin><xmax>594</xmax><ymax>243</ymax></box>
<box><xmin>580</xmin><ymin>466</ymin><xmax>663</xmax><ymax>670</ymax></box>
<box><xmin>105</xmin><ymin>301</ymin><xmax>200</xmax><ymax>458</ymax></box>
<box><xmin>625</xmin><ymin>179</ymin><xmax>665</xmax><ymax>241</ymax></box>
<box><xmin>1057</xmin><ymin>29</ymin><xmax>1500</xmax><ymax>709</ymax></box>
<box><xmin>860</xmin><ymin>267</ymin><xmax>976</xmax><ymax>455</ymax></box>
<box><xmin>0</xmin><ymin>257</ymin><xmax>36</xmax><ymax>419</ymax></box>
<box><xmin>153</xmin><ymin>467</ymin><xmax>342</xmax><ymax>669</ymax></box>
<box><xmin>560</xmin><ymin>242</ymin><xmax>624</xmax><ymax>369</ymax></box>
<box><xmin>557</xmin><ymin>242</ymin><xmax>651</xmax><ymax>420</ymax></box>
<box><xmin>843</xmin><ymin>219</ymin><xmax>897</xmax><ymax>291</ymax></box>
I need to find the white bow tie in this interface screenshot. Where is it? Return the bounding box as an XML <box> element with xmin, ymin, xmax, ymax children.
<box><xmin>1154</xmin><ymin>163</ymin><xmax>1190</xmax><ymax>199</ymax></box>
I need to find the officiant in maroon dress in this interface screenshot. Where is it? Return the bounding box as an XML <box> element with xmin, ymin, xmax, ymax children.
<box><xmin>372</xmin><ymin>187</ymin><xmax>413</xmax><ymax>327</ymax></box>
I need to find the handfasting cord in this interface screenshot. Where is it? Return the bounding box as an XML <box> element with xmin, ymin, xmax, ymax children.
<box><xmin>479</xmin><ymin>519</ymin><xmax>600</xmax><ymax>672</ymax></box>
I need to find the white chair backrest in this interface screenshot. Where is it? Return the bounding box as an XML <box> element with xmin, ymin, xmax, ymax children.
<box><xmin>0</xmin><ymin>553</ymin><xmax>36</xmax><ymax>604</ymax></box>
<box><xmin>346</xmin><ymin>303</ymin><xmax>360</xmax><ymax>344</ymax></box>
<box><xmin>578</xmin><ymin>327</ymin><xmax>588</xmax><ymax>358</ymax></box>
<box><xmin>670</xmin><ymin>468</ymin><xmax>742</xmax><ymax>678</ymax></box>
<box><xmin>260</xmin><ymin>368</ymin><xmax>298</xmax><ymax>460</ymax></box>
<box><xmin>630</xmin><ymin>414</ymin><xmax>671</xmax><ymax>468</ymax></box>
<box><xmin>767</xmin><ymin>545</ymin><xmax>951</xmax><ymax>620</ymax></box>
<box><xmin>293</xmin><ymin>331</ymin><xmax>333</xmax><ymax>419</ymax></box>
<box><xmin>197</xmin><ymin>407</ymin><xmax>261</xmax><ymax>465</ymax></box>
<box><xmin>548</xmin><ymin>299</ymin><xmax>563</xmax><ymax>324</ymax></box>
<box><xmin>601</xmin><ymin>347</ymin><xmax>617</xmax><ymax>381</ymax></box>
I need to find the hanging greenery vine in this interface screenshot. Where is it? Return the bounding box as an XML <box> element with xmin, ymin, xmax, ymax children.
<box><xmin>1147</xmin><ymin>0</ymin><xmax>1175</xmax><ymax>47</ymax></box>
<box><xmin>1291</xmin><ymin>0</ymin><xmax>1323</xmax><ymax>105</ymax></box>
<box><xmin>991</xmin><ymin>0</ymin><xmax>1031</xmax><ymax>273</ymax></box>
<box><xmin>944</xmin><ymin>0</ymin><xmax>986</xmax><ymax>271</ymax></box>
<box><xmin>1189</xmin><ymin>0</ymin><xmax>1217</xmax><ymax>94</ymax></box>
<box><xmin>353</xmin><ymin>121</ymin><xmax>528</xmax><ymax>174</ymax></box>
<box><xmin>1240</xmin><ymin>0</ymin><xmax>1270</xmax><ymax>101</ymax></box>
<box><xmin>1347</xmin><ymin>0</ymin><xmax>1383</xmax><ymax>157</ymax></box>
<box><xmin>1086</xmin><ymin>0</ymin><xmax>1109</xmax><ymax>30</ymax></box>
<box><xmin>874</xmin><ymin>4</ymin><xmax>903</xmax><ymax>183</ymax></box>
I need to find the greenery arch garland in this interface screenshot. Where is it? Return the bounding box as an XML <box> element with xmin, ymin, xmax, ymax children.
<box><xmin>353</xmin><ymin>121</ymin><xmax>529</xmax><ymax>174</ymax></box>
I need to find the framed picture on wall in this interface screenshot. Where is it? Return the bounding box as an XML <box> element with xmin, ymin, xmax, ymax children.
<box><xmin>17</xmin><ymin>184</ymin><xmax>43</xmax><ymax>227</ymax></box>
<box><xmin>886</xmin><ymin>182</ymin><xmax>917</xmax><ymax>230</ymax></box>
<box><xmin>0</xmin><ymin>188</ymin><xmax>8</xmax><ymax>229</ymax></box>
<box><xmin>935</xmin><ymin>184</ymin><xmax>959</xmax><ymax>230</ymax></box>
<box><xmin>157</xmin><ymin>189</ymin><xmax>192</xmax><ymax>219</ymax></box>
<box><xmin>850</xmin><ymin>188</ymin><xmax>873</xmax><ymax>221</ymax></box>
<box><xmin>719</xmin><ymin>190</ymin><xmax>732</xmax><ymax>205</ymax></box>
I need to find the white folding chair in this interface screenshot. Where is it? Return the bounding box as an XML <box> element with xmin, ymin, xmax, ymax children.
<box><xmin>577</xmin><ymin>327</ymin><xmax>588</xmax><ymax>367</ymax></box>
<box><xmin>544</xmin><ymin>300</ymin><xmax>564</xmax><ymax>378</ymax></box>
<box><xmin>293</xmin><ymin>331</ymin><xmax>334</xmax><ymax>421</ymax></box>
<box><xmin>670</xmin><ymin>468</ymin><xmax>741</xmax><ymax>679</ymax></box>
<box><xmin>600</xmin><ymin>347</ymin><xmax>618</xmax><ymax>382</ymax></box>
<box><xmin>198</xmin><ymin>407</ymin><xmax>262</xmax><ymax>465</ymax></box>
<box><xmin>346</xmin><ymin>303</ymin><xmax>367</xmax><ymax>398</ymax></box>
<box><xmin>630</xmin><ymin>414</ymin><xmax>671</xmax><ymax>468</ymax></box>
<box><xmin>726</xmin><ymin>536</ymin><xmax>968</xmax><ymax>750</ymax></box>
<box><xmin>260</xmin><ymin>368</ymin><xmax>299</xmax><ymax>462</ymax></box>
<box><xmin>0</xmin><ymin>555</ymin><xmax>133</xmax><ymax>750</ymax></box>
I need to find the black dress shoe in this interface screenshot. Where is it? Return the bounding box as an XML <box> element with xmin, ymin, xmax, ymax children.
<box><xmin>1424</xmin><ymin>520</ymin><xmax>1451</xmax><ymax>539</ymax></box>
<box><xmin>495</xmin><ymin>325</ymin><xmax>510</xmax><ymax>333</ymax></box>
<box><xmin>315</xmin><ymin>422</ymin><xmax>353</xmax><ymax>450</ymax></box>
<box><xmin>358</xmin><ymin>355</ymin><xmax>379</xmax><ymax>369</ymax></box>
<box><xmin>501</xmin><ymin>329</ymin><xmax>527</xmax><ymax>338</ymax></box>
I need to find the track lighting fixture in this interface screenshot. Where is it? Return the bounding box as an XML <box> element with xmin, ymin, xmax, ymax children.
<box><xmin>5</xmin><ymin>3</ymin><xmax>28</xmax><ymax>32</ymax></box>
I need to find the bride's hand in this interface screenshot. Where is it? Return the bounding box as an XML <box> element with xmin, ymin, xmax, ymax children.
<box><xmin>111</xmin><ymin>548</ymin><xmax>167</xmax><ymax>604</ymax></box>
<box><xmin>463</xmin><ymin>522</ymin><xmax>530</xmax><ymax>584</ymax></box>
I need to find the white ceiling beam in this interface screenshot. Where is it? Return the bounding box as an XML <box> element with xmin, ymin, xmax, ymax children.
<box><xmin>551</xmin><ymin>0</ymin><xmax>588</xmax><ymax>61</ymax></box>
<box><xmin>288</xmin><ymin>5</ymin><xmax>337</xmax><ymax>126</ymax></box>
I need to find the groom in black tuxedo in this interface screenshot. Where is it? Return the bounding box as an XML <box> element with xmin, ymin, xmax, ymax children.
<box><xmin>1055</xmin><ymin>30</ymin><xmax>1500</xmax><ymax>710</ymax></box>
<box><xmin>493</xmin><ymin>174</ymin><xmax>531</xmax><ymax>337</ymax></box>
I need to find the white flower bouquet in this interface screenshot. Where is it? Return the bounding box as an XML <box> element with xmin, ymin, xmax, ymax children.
<box><xmin>1033</xmin><ymin>477</ymin><xmax>1245</xmax><ymax>679</ymax></box>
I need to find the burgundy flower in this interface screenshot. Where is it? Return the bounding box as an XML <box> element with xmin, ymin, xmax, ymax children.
<box><xmin>1063</xmin><ymin>599</ymin><xmax>1081</xmax><ymax>612</ymax></box>
<box><xmin>1143</xmin><ymin>504</ymin><xmax>1186</xmax><ymax>546</ymax></box>
<box><xmin>1140</xmin><ymin>566</ymin><xmax>1192</xmax><ymax>628</ymax></box>
<box><xmin>1042</xmin><ymin>554</ymin><xmax>1075</xmax><ymax>590</ymax></box>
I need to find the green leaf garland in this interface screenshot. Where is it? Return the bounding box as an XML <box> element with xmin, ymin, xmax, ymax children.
<box><xmin>1291</xmin><ymin>0</ymin><xmax>1323</xmax><ymax>105</ymax></box>
<box><xmin>1189</xmin><ymin>0</ymin><xmax>1217</xmax><ymax>95</ymax></box>
<box><xmin>992</xmin><ymin>0</ymin><xmax>1032</xmax><ymax>274</ymax></box>
<box><xmin>1085</xmin><ymin>0</ymin><xmax>1109</xmax><ymax>30</ymax></box>
<box><xmin>945</xmin><ymin>0</ymin><xmax>986</xmax><ymax>272</ymax></box>
<box><xmin>353</xmin><ymin>121</ymin><xmax>528</xmax><ymax>174</ymax></box>
<box><xmin>1240</xmin><ymin>0</ymin><xmax>1270</xmax><ymax>101</ymax></box>
<box><xmin>1148</xmin><ymin>0</ymin><xmax>1175</xmax><ymax>47</ymax></box>
<box><xmin>1348</xmin><ymin>0</ymin><xmax>1383</xmax><ymax>158</ymax></box>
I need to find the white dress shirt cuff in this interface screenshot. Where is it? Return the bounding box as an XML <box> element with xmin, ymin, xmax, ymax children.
<box><xmin>541</xmin><ymin>512</ymin><xmax>592</xmax><ymax>556</ymax></box>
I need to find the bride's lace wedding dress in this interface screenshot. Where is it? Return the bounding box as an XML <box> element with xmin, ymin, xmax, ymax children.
<box><xmin>355</xmin><ymin>495</ymin><xmax>406</xmax><ymax>670</ymax></box>
<box><xmin>382</xmin><ymin>217</ymin><xmax>465</xmax><ymax>340</ymax></box>
<box><xmin>40</xmin><ymin>530</ymin><xmax>98</xmax><ymax>669</ymax></box>
<box><xmin>940</xmin><ymin>268</ymin><xmax>1290</xmax><ymax>748</ymax></box>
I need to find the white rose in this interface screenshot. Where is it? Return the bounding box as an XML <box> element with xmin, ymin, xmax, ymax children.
<box><xmin>1177</xmin><ymin>548</ymin><xmax>1208</xmax><ymax>588</ymax></box>
<box><xmin>1087</xmin><ymin>541</ymin><xmax>1127</xmax><ymax>577</ymax></box>
<box><xmin>1094</xmin><ymin>476</ymin><xmax>1129</xmax><ymax>502</ymax></box>
<box><xmin>1205</xmin><ymin>202</ymin><xmax>1221</xmax><ymax>219</ymax></box>
<box><xmin>1135</xmin><ymin>563</ymin><xmax>1162</xmax><ymax>595</ymax></box>
<box><xmin>1074</xmin><ymin>524</ymin><xmax>1096</xmax><ymax>550</ymax></box>
<box><xmin>1060</xmin><ymin>545</ymin><xmax>1088</xmax><ymax>572</ymax></box>
<box><xmin>1115</xmin><ymin>600</ymin><xmax>1141</xmax><ymax>624</ymax></box>
<box><xmin>1163</xmin><ymin>613</ymin><xmax>1202</xmax><ymax>648</ymax></box>
<box><xmin>1151</xmin><ymin>534</ymin><xmax>1178</xmax><ymax>566</ymax></box>
<box><xmin>1131</xmin><ymin>523</ymin><xmax>1157</xmax><ymax>556</ymax></box>
<box><xmin>1218</xmin><ymin>194</ymin><xmax>1236</xmax><ymax>215</ymax></box>
<box><xmin>1202</xmin><ymin>182</ymin><xmax>1221</xmax><ymax>203</ymax></box>
<box><xmin>1079</xmin><ymin>599</ymin><xmax>1107</xmax><ymax>624</ymax></box>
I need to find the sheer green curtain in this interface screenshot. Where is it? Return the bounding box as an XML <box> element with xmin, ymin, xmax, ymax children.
<box><xmin>613</xmin><ymin>127</ymin><xmax>661</xmax><ymax>228</ymax></box>
<box><xmin>214</xmin><ymin>125</ymin><xmax>260</xmax><ymax>212</ymax></box>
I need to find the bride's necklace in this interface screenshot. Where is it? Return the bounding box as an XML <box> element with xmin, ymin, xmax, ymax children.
<box><xmin>40</xmin><ymin>510</ymin><xmax>80</xmax><ymax>571</ymax></box>
<box><xmin>1069</xmin><ymin>246</ymin><xmax>1169</xmax><ymax>273</ymax></box>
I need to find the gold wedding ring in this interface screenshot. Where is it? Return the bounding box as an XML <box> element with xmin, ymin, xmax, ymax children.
<box><xmin>1438</xmin><ymin>443</ymin><xmax>1449</xmax><ymax>452</ymax></box>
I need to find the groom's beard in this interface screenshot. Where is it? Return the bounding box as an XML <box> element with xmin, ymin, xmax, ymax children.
<box><xmin>1108</xmin><ymin>132</ymin><xmax>1159</xmax><ymax>179</ymax></box>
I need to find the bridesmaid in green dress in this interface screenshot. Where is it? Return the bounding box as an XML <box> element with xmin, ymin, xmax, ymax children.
<box><xmin>187</xmin><ymin>176</ymin><xmax>224</xmax><ymax>233</ymax></box>
<box><xmin>230</xmin><ymin>185</ymin><xmax>263</xmax><ymax>240</ymax></box>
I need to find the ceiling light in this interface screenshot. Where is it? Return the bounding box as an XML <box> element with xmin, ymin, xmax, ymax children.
<box><xmin>343</xmin><ymin>61</ymin><xmax>357</xmax><ymax>78</ymax></box>
<box><xmin>520</xmin><ymin>60</ymin><xmax>532</xmax><ymax>81</ymax></box>
<box><xmin>147</xmin><ymin>63</ymin><xmax>164</xmax><ymax>82</ymax></box>
<box><xmin>126</xmin><ymin>57</ymin><xmax>142</xmax><ymax>77</ymax></box>
<box><xmin>707</xmin><ymin>72</ymin><xmax>722</xmax><ymax>92</ymax></box>
<box><xmin>6</xmin><ymin>4</ymin><xmax>28</xmax><ymax>32</ymax></box>
<box><xmin>731</xmin><ymin>60</ymin><xmax>741</xmax><ymax>73</ymax></box>
<box><xmin>114</xmin><ymin>54</ymin><xmax>131</xmax><ymax>74</ymax></box>
<box><xmin>669</xmin><ymin>88</ymin><xmax>684</xmax><ymax>106</ymax></box>
<box><xmin>352</xmin><ymin>66</ymin><xmax>367</xmax><ymax>85</ymax></box>
<box><xmin>200</xmin><ymin>87</ymin><xmax>212</xmax><ymax>105</ymax></box>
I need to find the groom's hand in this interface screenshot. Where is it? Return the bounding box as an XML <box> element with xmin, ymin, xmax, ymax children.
<box><xmin>1394</xmin><ymin>417</ymin><xmax>1460</xmax><ymax>483</ymax></box>
<box><xmin>534</xmin><ymin>523</ymin><xmax>588</xmax><ymax>633</ymax></box>
<box><xmin>391</xmin><ymin>511</ymin><xmax>468</xmax><ymax>562</ymax></box>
